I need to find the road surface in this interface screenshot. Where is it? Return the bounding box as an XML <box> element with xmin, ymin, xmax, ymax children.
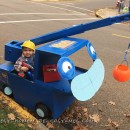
<box><xmin>0</xmin><ymin>0</ymin><xmax>130</xmax><ymax>129</ymax></box>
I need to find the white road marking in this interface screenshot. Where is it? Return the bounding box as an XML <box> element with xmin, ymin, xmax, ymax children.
<box><xmin>61</xmin><ymin>2</ymin><xmax>74</xmax><ymax>5</ymax></box>
<box><xmin>112</xmin><ymin>34</ymin><xmax>130</xmax><ymax>39</ymax></box>
<box><xmin>0</xmin><ymin>18</ymin><xmax>98</xmax><ymax>24</ymax></box>
<box><xmin>48</xmin><ymin>2</ymin><xmax>94</xmax><ymax>13</ymax></box>
<box><xmin>101</xmin><ymin>47</ymin><xmax>124</xmax><ymax>54</ymax></box>
<box><xmin>29</xmin><ymin>1</ymin><xmax>85</xmax><ymax>15</ymax></box>
<box><xmin>0</xmin><ymin>13</ymin><xmax>85</xmax><ymax>16</ymax></box>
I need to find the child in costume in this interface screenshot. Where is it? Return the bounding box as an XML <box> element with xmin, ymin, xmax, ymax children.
<box><xmin>14</xmin><ymin>40</ymin><xmax>35</xmax><ymax>79</ymax></box>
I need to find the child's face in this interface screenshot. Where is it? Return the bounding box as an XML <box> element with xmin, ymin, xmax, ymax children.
<box><xmin>22</xmin><ymin>47</ymin><xmax>34</xmax><ymax>58</ymax></box>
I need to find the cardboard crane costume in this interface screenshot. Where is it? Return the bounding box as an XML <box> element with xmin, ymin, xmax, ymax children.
<box><xmin>0</xmin><ymin>13</ymin><xmax>130</xmax><ymax>119</ymax></box>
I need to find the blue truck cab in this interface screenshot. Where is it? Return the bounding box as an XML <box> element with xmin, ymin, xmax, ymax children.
<box><xmin>0</xmin><ymin>13</ymin><xmax>130</xmax><ymax>119</ymax></box>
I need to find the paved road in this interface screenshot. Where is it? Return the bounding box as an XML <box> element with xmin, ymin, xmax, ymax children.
<box><xmin>0</xmin><ymin>0</ymin><xmax>130</xmax><ymax>130</ymax></box>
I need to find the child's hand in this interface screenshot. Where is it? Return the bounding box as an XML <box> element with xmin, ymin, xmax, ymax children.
<box><xmin>21</xmin><ymin>67</ymin><xmax>29</xmax><ymax>72</ymax></box>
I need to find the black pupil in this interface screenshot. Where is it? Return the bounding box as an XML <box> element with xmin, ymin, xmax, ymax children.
<box><xmin>68</xmin><ymin>66</ymin><xmax>71</xmax><ymax>69</ymax></box>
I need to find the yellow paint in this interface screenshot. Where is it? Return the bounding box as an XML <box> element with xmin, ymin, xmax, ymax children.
<box><xmin>0</xmin><ymin>91</ymin><xmax>39</xmax><ymax>123</ymax></box>
<box><xmin>51</xmin><ymin>40</ymin><xmax>75</xmax><ymax>49</ymax></box>
<box><xmin>112</xmin><ymin>34</ymin><xmax>130</xmax><ymax>39</ymax></box>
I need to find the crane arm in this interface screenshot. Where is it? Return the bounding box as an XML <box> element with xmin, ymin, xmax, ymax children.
<box><xmin>26</xmin><ymin>13</ymin><xmax>130</xmax><ymax>46</ymax></box>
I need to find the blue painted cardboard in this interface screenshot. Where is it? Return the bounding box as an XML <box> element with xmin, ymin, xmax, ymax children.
<box><xmin>0</xmin><ymin>13</ymin><xmax>130</xmax><ymax>119</ymax></box>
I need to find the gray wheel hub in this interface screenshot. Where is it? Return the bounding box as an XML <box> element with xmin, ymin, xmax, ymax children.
<box><xmin>4</xmin><ymin>86</ymin><xmax>12</xmax><ymax>96</ymax></box>
<box><xmin>36</xmin><ymin>108</ymin><xmax>45</xmax><ymax>118</ymax></box>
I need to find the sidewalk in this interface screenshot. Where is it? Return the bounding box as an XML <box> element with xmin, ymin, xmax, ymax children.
<box><xmin>96</xmin><ymin>8</ymin><xmax>120</xmax><ymax>18</ymax></box>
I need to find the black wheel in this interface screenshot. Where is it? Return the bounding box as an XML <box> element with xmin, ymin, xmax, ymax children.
<box><xmin>0</xmin><ymin>82</ymin><xmax>4</xmax><ymax>90</ymax></box>
<box><xmin>35</xmin><ymin>104</ymin><xmax>51</xmax><ymax>119</ymax></box>
<box><xmin>2</xmin><ymin>85</ymin><xmax>13</xmax><ymax>97</ymax></box>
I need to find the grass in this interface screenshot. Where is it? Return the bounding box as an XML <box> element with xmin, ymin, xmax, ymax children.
<box><xmin>0</xmin><ymin>98</ymin><xmax>33</xmax><ymax>130</ymax></box>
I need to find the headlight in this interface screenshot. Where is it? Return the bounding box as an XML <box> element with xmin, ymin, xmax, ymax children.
<box><xmin>87</xmin><ymin>42</ymin><xmax>97</xmax><ymax>60</ymax></box>
<box><xmin>57</xmin><ymin>57</ymin><xmax>75</xmax><ymax>80</ymax></box>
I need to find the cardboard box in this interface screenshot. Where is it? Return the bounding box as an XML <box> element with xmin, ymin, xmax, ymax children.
<box><xmin>43</xmin><ymin>64</ymin><xmax>60</xmax><ymax>82</ymax></box>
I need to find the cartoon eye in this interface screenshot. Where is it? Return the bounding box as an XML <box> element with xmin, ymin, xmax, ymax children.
<box><xmin>87</xmin><ymin>42</ymin><xmax>97</xmax><ymax>60</ymax></box>
<box><xmin>62</xmin><ymin>61</ymin><xmax>72</xmax><ymax>73</ymax></box>
<box><xmin>90</xmin><ymin>46</ymin><xmax>95</xmax><ymax>54</ymax></box>
<box><xmin>57</xmin><ymin>57</ymin><xmax>75</xmax><ymax>80</ymax></box>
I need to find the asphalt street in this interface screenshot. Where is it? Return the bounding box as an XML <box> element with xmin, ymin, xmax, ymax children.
<box><xmin>0</xmin><ymin>0</ymin><xmax>130</xmax><ymax>130</ymax></box>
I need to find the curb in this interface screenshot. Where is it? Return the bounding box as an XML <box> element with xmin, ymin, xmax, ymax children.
<box><xmin>95</xmin><ymin>8</ymin><xmax>130</xmax><ymax>25</ymax></box>
<box><xmin>95</xmin><ymin>7</ymin><xmax>119</xmax><ymax>19</ymax></box>
<box><xmin>0</xmin><ymin>91</ymin><xmax>49</xmax><ymax>130</ymax></box>
<box><xmin>0</xmin><ymin>91</ymin><xmax>68</xmax><ymax>130</ymax></box>
<box><xmin>95</xmin><ymin>9</ymin><xmax>103</xmax><ymax>18</ymax></box>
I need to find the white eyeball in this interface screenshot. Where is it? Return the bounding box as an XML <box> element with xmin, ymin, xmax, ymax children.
<box><xmin>90</xmin><ymin>46</ymin><xmax>96</xmax><ymax>54</ymax></box>
<box><xmin>87</xmin><ymin>42</ymin><xmax>97</xmax><ymax>60</ymax></box>
<box><xmin>62</xmin><ymin>61</ymin><xmax>72</xmax><ymax>73</ymax></box>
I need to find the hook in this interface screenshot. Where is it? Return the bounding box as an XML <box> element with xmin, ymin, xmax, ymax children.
<box><xmin>124</xmin><ymin>43</ymin><xmax>130</xmax><ymax>61</ymax></box>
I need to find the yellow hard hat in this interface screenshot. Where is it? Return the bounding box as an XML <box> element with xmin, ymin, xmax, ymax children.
<box><xmin>21</xmin><ymin>40</ymin><xmax>35</xmax><ymax>51</ymax></box>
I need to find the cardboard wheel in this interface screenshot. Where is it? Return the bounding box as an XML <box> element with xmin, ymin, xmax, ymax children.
<box><xmin>35</xmin><ymin>104</ymin><xmax>51</xmax><ymax>119</ymax></box>
<box><xmin>2</xmin><ymin>85</ymin><xmax>13</xmax><ymax>97</ymax></box>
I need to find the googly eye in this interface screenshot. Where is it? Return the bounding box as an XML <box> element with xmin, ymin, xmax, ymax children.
<box><xmin>62</xmin><ymin>61</ymin><xmax>72</xmax><ymax>73</ymax></box>
<box><xmin>57</xmin><ymin>57</ymin><xmax>75</xmax><ymax>80</ymax></box>
<box><xmin>90</xmin><ymin>46</ymin><xmax>96</xmax><ymax>54</ymax></box>
<box><xmin>87</xmin><ymin>42</ymin><xmax>97</xmax><ymax>60</ymax></box>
